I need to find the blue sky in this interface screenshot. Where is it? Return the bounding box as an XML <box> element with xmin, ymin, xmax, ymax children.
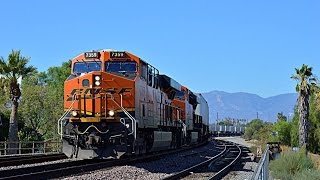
<box><xmin>0</xmin><ymin>1</ymin><xmax>319</xmax><ymax>97</ymax></box>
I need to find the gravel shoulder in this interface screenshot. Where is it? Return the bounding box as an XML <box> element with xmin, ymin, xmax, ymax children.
<box><xmin>215</xmin><ymin>136</ymin><xmax>255</xmax><ymax>148</ymax></box>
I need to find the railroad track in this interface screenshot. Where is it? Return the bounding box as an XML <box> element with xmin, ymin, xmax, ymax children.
<box><xmin>163</xmin><ymin>140</ymin><xmax>243</xmax><ymax>180</ymax></box>
<box><xmin>0</xmin><ymin>153</ymin><xmax>66</xmax><ymax>168</ymax></box>
<box><xmin>0</xmin><ymin>142</ymin><xmax>208</xmax><ymax>180</ymax></box>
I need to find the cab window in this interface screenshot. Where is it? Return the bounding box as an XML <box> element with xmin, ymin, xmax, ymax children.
<box><xmin>106</xmin><ymin>62</ymin><xmax>137</xmax><ymax>72</ymax></box>
<box><xmin>175</xmin><ymin>91</ymin><xmax>185</xmax><ymax>100</ymax></box>
<box><xmin>105</xmin><ymin>61</ymin><xmax>137</xmax><ymax>79</ymax></box>
<box><xmin>73</xmin><ymin>62</ymin><xmax>101</xmax><ymax>74</ymax></box>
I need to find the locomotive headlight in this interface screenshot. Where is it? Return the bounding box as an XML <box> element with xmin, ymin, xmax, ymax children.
<box><xmin>94</xmin><ymin>75</ymin><xmax>101</xmax><ymax>86</ymax></box>
<box><xmin>108</xmin><ymin>110</ymin><xmax>115</xmax><ymax>116</ymax></box>
<box><xmin>95</xmin><ymin>76</ymin><xmax>101</xmax><ymax>81</ymax></box>
<box><xmin>71</xmin><ymin>110</ymin><xmax>78</xmax><ymax>117</ymax></box>
<box><xmin>95</xmin><ymin>81</ymin><xmax>101</xmax><ymax>86</ymax></box>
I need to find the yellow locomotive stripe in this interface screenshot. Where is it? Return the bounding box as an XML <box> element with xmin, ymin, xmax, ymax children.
<box><xmin>64</xmin><ymin>108</ymin><xmax>135</xmax><ymax>115</ymax></box>
<box><xmin>70</xmin><ymin>117</ymin><xmax>119</xmax><ymax>123</ymax></box>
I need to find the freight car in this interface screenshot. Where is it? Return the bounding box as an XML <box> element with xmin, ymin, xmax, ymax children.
<box><xmin>58</xmin><ymin>50</ymin><xmax>209</xmax><ymax>159</ymax></box>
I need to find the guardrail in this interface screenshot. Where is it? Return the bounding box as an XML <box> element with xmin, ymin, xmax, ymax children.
<box><xmin>251</xmin><ymin>146</ymin><xmax>269</xmax><ymax>180</ymax></box>
<box><xmin>0</xmin><ymin>141</ymin><xmax>62</xmax><ymax>156</ymax></box>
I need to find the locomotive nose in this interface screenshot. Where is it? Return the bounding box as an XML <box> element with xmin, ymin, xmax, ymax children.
<box><xmin>64</xmin><ymin>72</ymin><xmax>134</xmax><ymax>123</ymax></box>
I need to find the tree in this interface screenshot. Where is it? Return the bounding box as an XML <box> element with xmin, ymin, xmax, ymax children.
<box><xmin>315</xmin><ymin>86</ymin><xmax>320</xmax><ymax>112</ymax></box>
<box><xmin>305</xmin><ymin>94</ymin><xmax>320</xmax><ymax>153</ymax></box>
<box><xmin>277</xmin><ymin>112</ymin><xmax>287</xmax><ymax>122</ymax></box>
<box><xmin>290</xmin><ymin>111</ymin><xmax>299</xmax><ymax>147</ymax></box>
<box><xmin>43</xmin><ymin>61</ymin><xmax>71</xmax><ymax>139</ymax></box>
<box><xmin>17</xmin><ymin>60</ymin><xmax>71</xmax><ymax>142</ymax></box>
<box><xmin>46</xmin><ymin>61</ymin><xmax>71</xmax><ymax>87</ymax></box>
<box><xmin>243</xmin><ymin>119</ymin><xmax>264</xmax><ymax>140</ymax></box>
<box><xmin>19</xmin><ymin>72</ymin><xmax>47</xmax><ymax>141</ymax></box>
<box><xmin>273</xmin><ymin>119</ymin><xmax>291</xmax><ymax>145</ymax></box>
<box><xmin>0</xmin><ymin>50</ymin><xmax>36</xmax><ymax>153</ymax></box>
<box><xmin>0</xmin><ymin>77</ymin><xmax>10</xmax><ymax>141</ymax></box>
<box><xmin>291</xmin><ymin>64</ymin><xmax>317</xmax><ymax>152</ymax></box>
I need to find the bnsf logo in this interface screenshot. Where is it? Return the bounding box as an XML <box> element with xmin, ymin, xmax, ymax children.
<box><xmin>66</xmin><ymin>88</ymin><xmax>131</xmax><ymax>101</ymax></box>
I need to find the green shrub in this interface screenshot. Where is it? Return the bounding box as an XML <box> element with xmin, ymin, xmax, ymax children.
<box><xmin>293</xmin><ymin>169</ymin><xmax>320</xmax><ymax>180</ymax></box>
<box><xmin>269</xmin><ymin>151</ymin><xmax>314</xmax><ymax>180</ymax></box>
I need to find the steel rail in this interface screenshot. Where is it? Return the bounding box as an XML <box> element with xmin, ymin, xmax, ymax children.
<box><xmin>0</xmin><ymin>141</ymin><xmax>209</xmax><ymax>180</ymax></box>
<box><xmin>208</xmin><ymin>144</ymin><xmax>242</xmax><ymax>180</ymax></box>
<box><xmin>0</xmin><ymin>153</ymin><xmax>66</xmax><ymax>167</ymax></box>
<box><xmin>162</xmin><ymin>141</ymin><xmax>228</xmax><ymax>180</ymax></box>
<box><xmin>162</xmin><ymin>140</ymin><xmax>242</xmax><ymax>180</ymax></box>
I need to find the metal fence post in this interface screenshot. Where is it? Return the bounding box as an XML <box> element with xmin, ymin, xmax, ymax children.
<box><xmin>265</xmin><ymin>150</ymin><xmax>270</xmax><ymax>179</ymax></box>
<box><xmin>32</xmin><ymin>141</ymin><xmax>35</xmax><ymax>154</ymax></box>
<box><xmin>19</xmin><ymin>142</ymin><xmax>21</xmax><ymax>154</ymax></box>
<box><xmin>4</xmin><ymin>141</ymin><xmax>7</xmax><ymax>155</ymax></box>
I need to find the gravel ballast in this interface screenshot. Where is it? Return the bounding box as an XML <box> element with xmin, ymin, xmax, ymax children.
<box><xmin>0</xmin><ymin>159</ymin><xmax>74</xmax><ymax>171</ymax></box>
<box><xmin>0</xmin><ymin>137</ymin><xmax>257</xmax><ymax>179</ymax></box>
<box><xmin>61</xmin><ymin>142</ymin><xmax>223</xmax><ymax>180</ymax></box>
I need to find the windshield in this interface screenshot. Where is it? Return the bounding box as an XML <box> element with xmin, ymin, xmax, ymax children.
<box><xmin>106</xmin><ymin>62</ymin><xmax>137</xmax><ymax>73</ymax></box>
<box><xmin>73</xmin><ymin>62</ymin><xmax>101</xmax><ymax>73</ymax></box>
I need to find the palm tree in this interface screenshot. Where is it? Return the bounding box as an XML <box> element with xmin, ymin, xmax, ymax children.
<box><xmin>291</xmin><ymin>64</ymin><xmax>317</xmax><ymax>153</ymax></box>
<box><xmin>0</xmin><ymin>50</ymin><xmax>36</xmax><ymax>154</ymax></box>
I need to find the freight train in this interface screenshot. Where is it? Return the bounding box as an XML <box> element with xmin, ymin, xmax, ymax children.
<box><xmin>58</xmin><ymin>50</ymin><xmax>209</xmax><ymax>159</ymax></box>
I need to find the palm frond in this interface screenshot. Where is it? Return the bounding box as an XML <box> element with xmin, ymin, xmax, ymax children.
<box><xmin>292</xmin><ymin>64</ymin><xmax>316</xmax><ymax>96</ymax></box>
<box><xmin>296</xmin><ymin>84</ymin><xmax>300</xmax><ymax>92</ymax></box>
<box><xmin>0</xmin><ymin>50</ymin><xmax>36</xmax><ymax>79</ymax></box>
<box><xmin>291</xmin><ymin>74</ymin><xmax>299</xmax><ymax>80</ymax></box>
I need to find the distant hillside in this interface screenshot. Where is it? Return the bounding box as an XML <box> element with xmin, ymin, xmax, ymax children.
<box><xmin>201</xmin><ymin>91</ymin><xmax>297</xmax><ymax>123</ymax></box>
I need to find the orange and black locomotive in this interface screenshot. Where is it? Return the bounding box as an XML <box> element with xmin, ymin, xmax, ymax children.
<box><xmin>59</xmin><ymin>50</ymin><xmax>209</xmax><ymax>159</ymax></box>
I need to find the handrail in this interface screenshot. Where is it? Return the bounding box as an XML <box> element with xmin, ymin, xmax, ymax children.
<box><xmin>109</xmin><ymin>93</ymin><xmax>137</xmax><ymax>140</ymax></box>
<box><xmin>178</xmin><ymin>120</ymin><xmax>187</xmax><ymax>137</ymax></box>
<box><xmin>57</xmin><ymin>93</ymin><xmax>137</xmax><ymax>142</ymax></box>
<box><xmin>251</xmin><ymin>146</ymin><xmax>270</xmax><ymax>180</ymax></box>
<box><xmin>58</xmin><ymin>95</ymin><xmax>77</xmax><ymax>139</ymax></box>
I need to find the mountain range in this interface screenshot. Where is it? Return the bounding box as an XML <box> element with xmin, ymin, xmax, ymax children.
<box><xmin>201</xmin><ymin>91</ymin><xmax>298</xmax><ymax>123</ymax></box>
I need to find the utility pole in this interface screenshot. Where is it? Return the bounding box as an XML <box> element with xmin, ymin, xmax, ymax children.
<box><xmin>256</xmin><ymin>112</ymin><xmax>259</xmax><ymax>119</ymax></box>
<box><xmin>216</xmin><ymin>112</ymin><xmax>219</xmax><ymax>125</ymax></box>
